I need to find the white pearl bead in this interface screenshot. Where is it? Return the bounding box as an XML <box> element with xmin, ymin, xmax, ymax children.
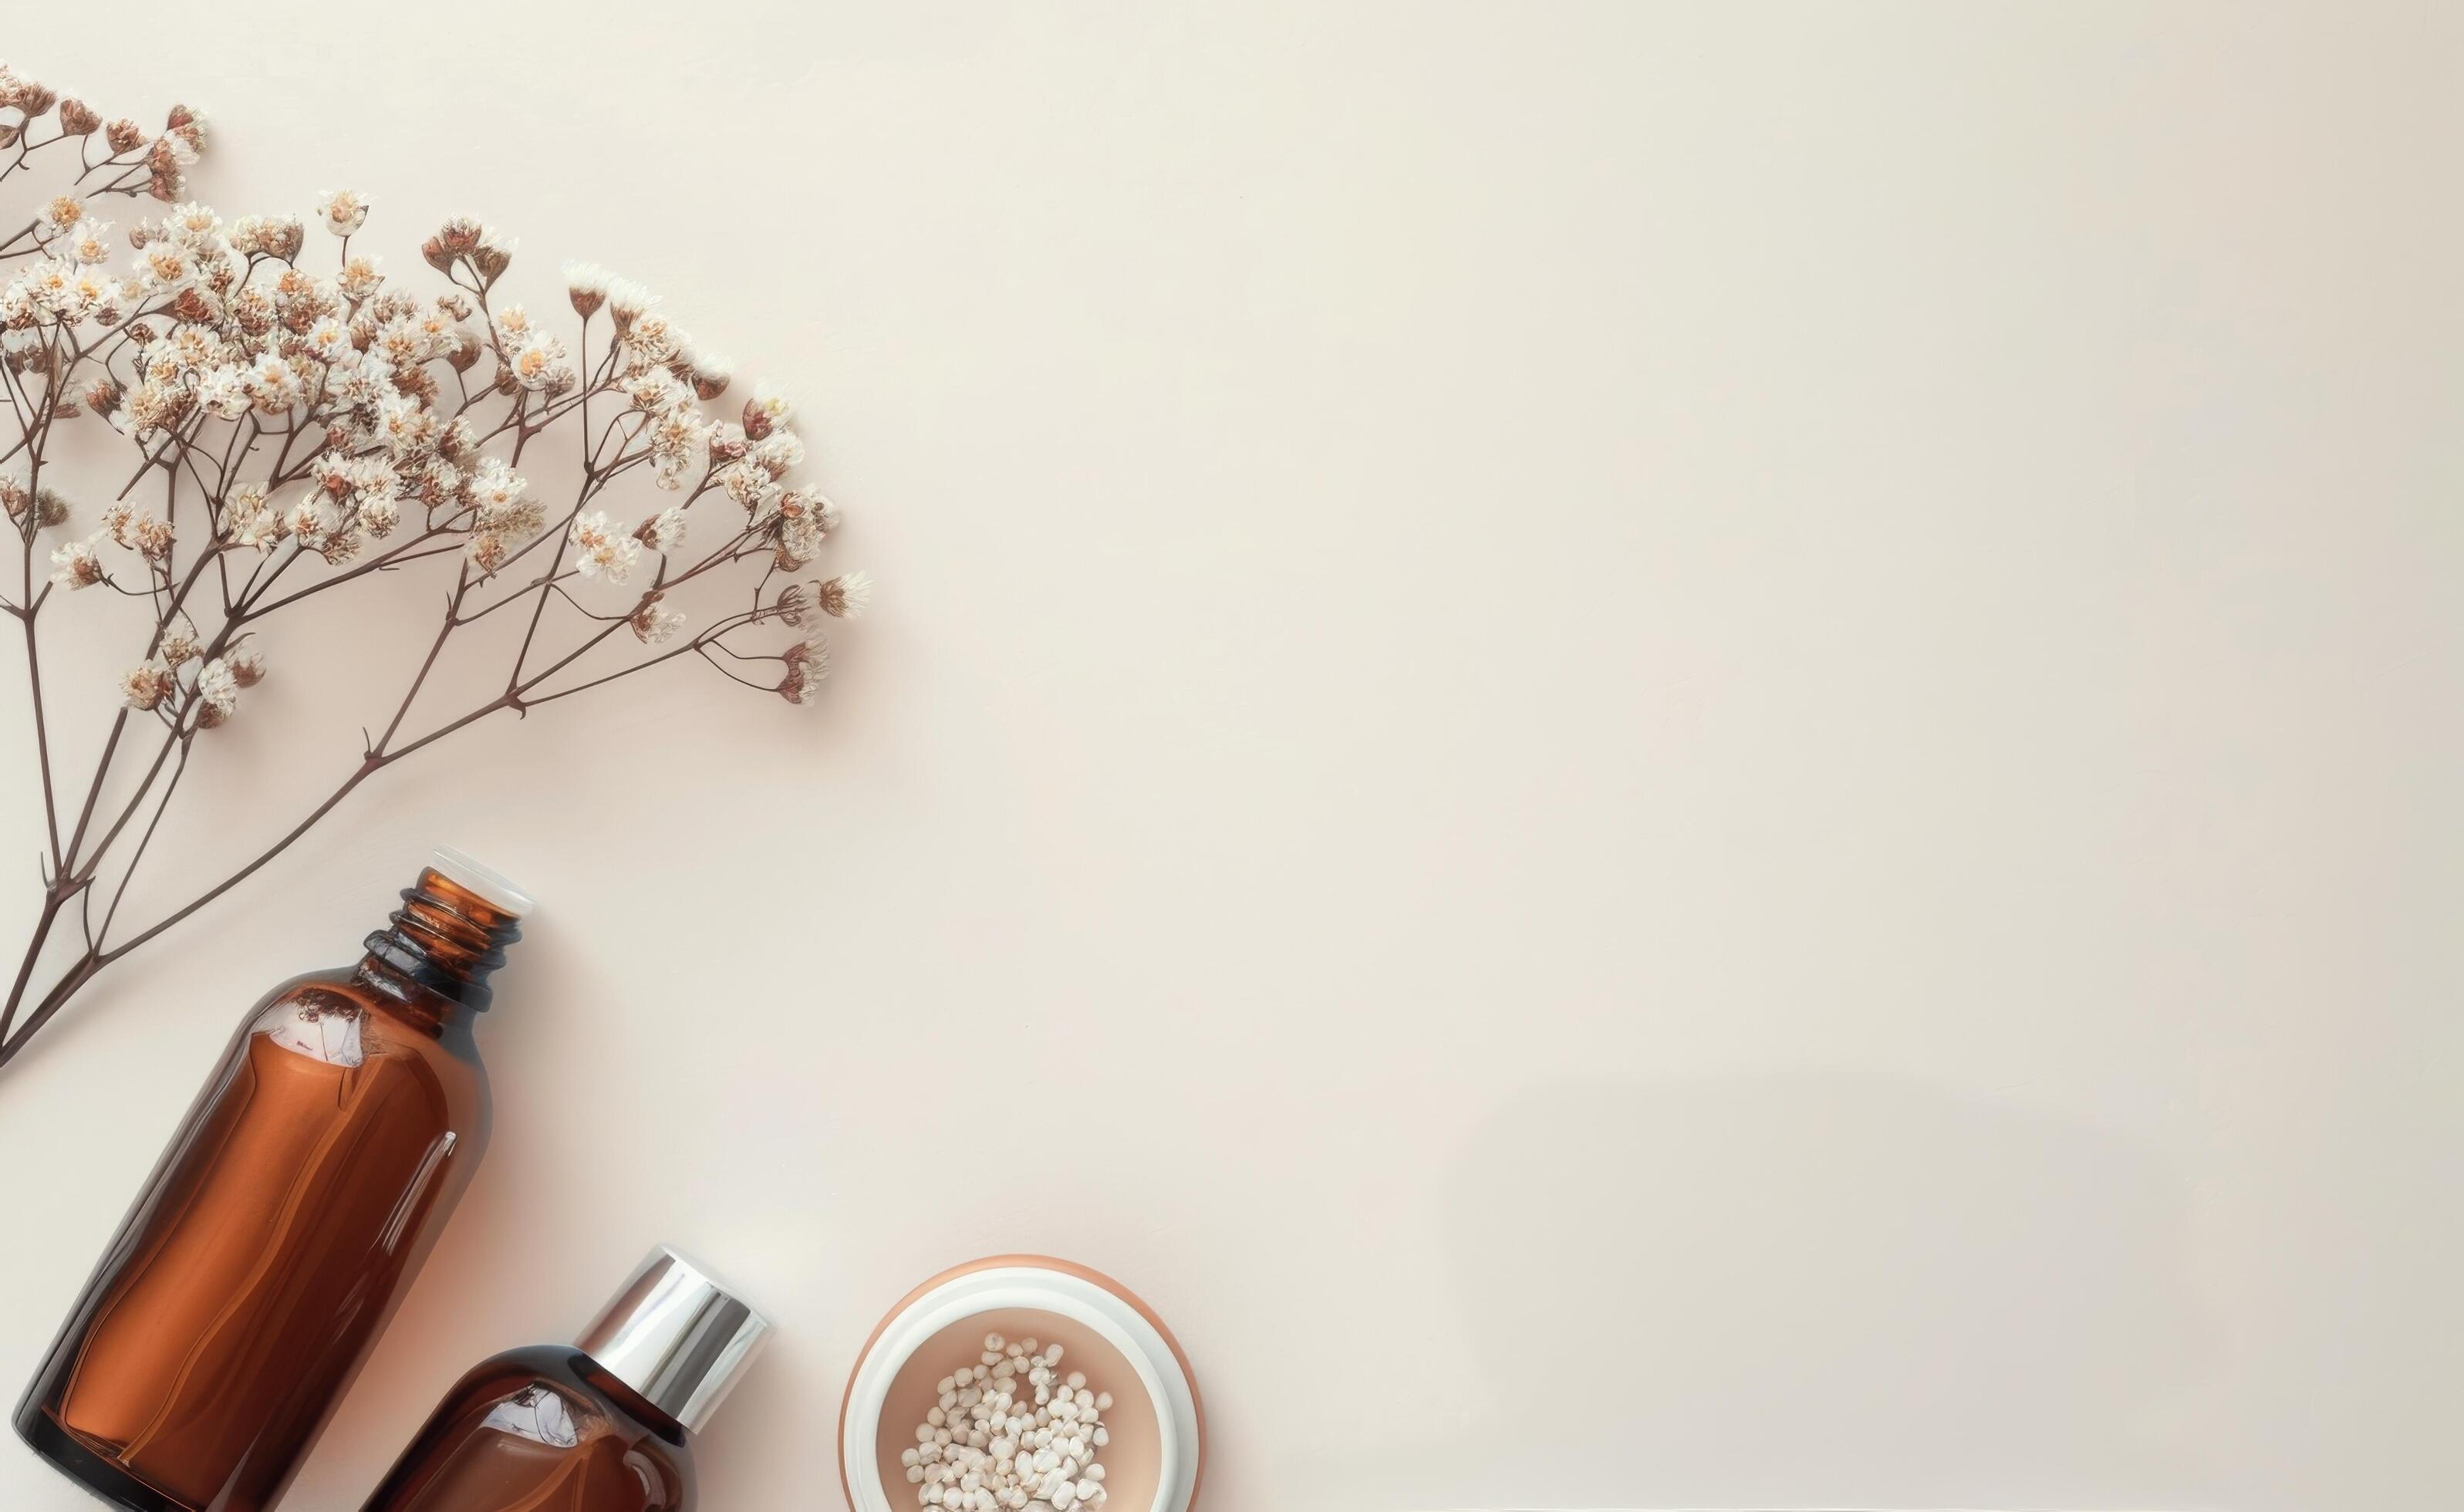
<box><xmin>906</xmin><ymin>1345</ymin><xmax>1112</xmax><ymax>1512</ymax></box>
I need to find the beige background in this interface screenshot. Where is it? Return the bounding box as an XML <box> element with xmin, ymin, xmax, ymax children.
<box><xmin>2</xmin><ymin>3</ymin><xmax>2459</xmax><ymax>1508</ymax></box>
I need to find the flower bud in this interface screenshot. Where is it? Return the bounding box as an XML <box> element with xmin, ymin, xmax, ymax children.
<box><xmin>422</xmin><ymin>217</ymin><xmax>484</xmax><ymax>272</ymax></box>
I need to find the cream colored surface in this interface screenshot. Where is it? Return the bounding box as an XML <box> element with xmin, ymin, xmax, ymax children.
<box><xmin>2</xmin><ymin>4</ymin><xmax>2458</xmax><ymax>1508</ymax></box>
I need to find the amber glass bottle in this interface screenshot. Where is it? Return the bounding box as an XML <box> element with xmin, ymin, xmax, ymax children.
<box><xmin>360</xmin><ymin>1247</ymin><xmax>770</xmax><ymax>1512</ymax></box>
<box><xmin>14</xmin><ymin>849</ymin><xmax>531</xmax><ymax>1512</ymax></box>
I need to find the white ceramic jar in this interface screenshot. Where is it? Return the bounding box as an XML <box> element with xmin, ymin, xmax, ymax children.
<box><xmin>839</xmin><ymin>1256</ymin><xmax>1203</xmax><ymax>1512</ymax></box>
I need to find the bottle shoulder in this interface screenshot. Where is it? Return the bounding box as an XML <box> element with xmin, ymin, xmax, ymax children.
<box><xmin>415</xmin><ymin>1346</ymin><xmax>697</xmax><ymax>1506</ymax></box>
<box><xmin>238</xmin><ymin>970</ymin><xmax>487</xmax><ymax>1082</ymax></box>
<box><xmin>452</xmin><ymin>1347</ymin><xmax>692</xmax><ymax>1448</ymax></box>
<box><xmin>196</xmin><ymin>969</ymin><xmax>492</xmax><ymax>1178</ymax></box>
<box><xmin>376</xmin><ymin>1359</ymin><xmax>704</xmax><ymax>1512</ymax></box>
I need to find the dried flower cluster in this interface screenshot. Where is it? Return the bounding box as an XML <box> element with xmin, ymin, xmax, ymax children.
<box><xmin>0</xmin><ymin>59</ymin><xmax>869</xmax><ymax>1068</ymax></box>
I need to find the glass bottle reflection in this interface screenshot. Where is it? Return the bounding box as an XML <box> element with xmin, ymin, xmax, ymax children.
<box><xmin>360</xmin><ymin>1350</ymin><xmax>692</xmax><ymax>1512</ymax></box>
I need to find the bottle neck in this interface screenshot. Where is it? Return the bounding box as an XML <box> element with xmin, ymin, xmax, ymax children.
<box><xmin>356</xmin><ymin>864</ymin><xmax>523</xmax><ymax>1018</ymax></box>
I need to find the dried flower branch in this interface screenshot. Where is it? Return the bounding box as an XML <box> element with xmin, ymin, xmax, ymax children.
<box><xmin>0</xmin><ymin>61</ymin><xmax>868</xmax><ymax>1071</ymax></box>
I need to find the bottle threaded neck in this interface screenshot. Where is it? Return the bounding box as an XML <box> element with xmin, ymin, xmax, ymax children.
<box><xmin>361</xmin><ymin>858</ymin><xmax>526</xmax><ymax>1012</ymax></box>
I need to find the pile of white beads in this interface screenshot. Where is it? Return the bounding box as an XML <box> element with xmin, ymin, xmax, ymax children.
<box><xmin>900</xmin><ymin>1331</ymin><xmax>1114</xmax><ymax>1511</ymax></box>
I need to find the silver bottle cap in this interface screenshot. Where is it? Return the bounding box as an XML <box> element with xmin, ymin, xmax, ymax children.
<box><xmin>575</xmin><ymin>1247</ymin><xmax>771</xmax><ymax>1435</ymax></box>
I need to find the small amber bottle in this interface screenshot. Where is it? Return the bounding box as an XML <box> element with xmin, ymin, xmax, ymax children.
<box><xmin>14</xmin><ymin>849</ymin><xmax>532</xmax><ymax>1512</ymax></box>
<box><xmin>360</xmin><ymin>1247</ymin><xmax>770</xmax><ymax>1512</ymax></box>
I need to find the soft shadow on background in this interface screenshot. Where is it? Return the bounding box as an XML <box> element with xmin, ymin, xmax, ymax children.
<box><xmin>1359</xmin><ymin>1074</ymin><xmax>2205</xmax><ymax>1510</ymax></box>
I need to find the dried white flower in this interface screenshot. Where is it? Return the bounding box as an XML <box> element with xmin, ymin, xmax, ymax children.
<box><xmin>194</xmin><ymin>658</ymin><xmax>238</xmax><ymax>725</ymax></box>
<box><xmin>750</xmin><ymin>430</ymin><xmax>804</xmax><ymax>479</ymax></box>
<box><xmin>164</xmin><ymin>201</ymin><xmax>221</xmax><ymax>244</ymax></box>
<box><xmin>62</xmin><ymin>218</ymin><xmax>113</xmax><ymax>265</ymax></box>
<box><xmin>119</xmin><ymin>660</ymin><xmax>174</xmax><ymax>710</ymax></box>
<box><xmin>630</xmin><ymin>596</ymin><xmax>686</xmax><ymax>644</ymax></box>
<box><xmin>744</xmin><ymin>382</ymin><xmax>793</xmax><ymax>437</ymax></box>
<box><xmin>619</xmin><ymin>310</ymin><xmax>678</xmax><ymax>363</ymax></box>
<box><xmin>604</xmin><ymin>275</ymin><xmax>657</xmax><ymax>331</ymax></box>
<box><xmin>635</xmin><ymin>506</ymin><xmax>687</xmax><ymax>552</ymax></box>
<box><xmin>717</xmin><ymin>461</ymin><xmax>775</xmax><ymax>510</ymax></box>
<box><xmin>223</xmin><ymin>483</ymin><xmax>282</xmax><ymax>549</ymax></box>
<box><xmin>134</xmin><ymin>240</ymin><xmax>190</xmax><ymax>291</ymax></box>
<box><xmin>779</xmin><ymin>633</ymin><xmax>831</xmax><ymax>704</ymax></box>
<box><xmin>245</xmin><ymin>353</ymin><xmax>302</xmax><ymax>413</ymax></box>
<box><xmin>817</xmin><ymin>570</ymin><xmax>873</xmax><ymax>619</ymax></box>
<box><xmin>561</xmin><ymin>261</ymin><xmax>613</xmax><ymax>318</ymax></box>
<box><xmin>336</xmin><ymin>251</ymin><xmax>383</xmax><ymax>300</ymax></box>
<box><xmin>316</xmin><ymin>188</ymin><xmax>370</xmax><ymax>237</ymax></box>
<box><xmin>568</xmin><ymin>511</ymin><xmax>641</xmax><ymax>582</ymax></box>
<box><xmin>677</xmin><ymin>339</ymin><xmax>731</xmax><ymax>398</ymax></box>
<box><xmin>229</xmin><ymin>214</ymin><xmax>304</xmax><ymax>260</ymax></box>
<box><xmin>468</xmin><ymin>454</ymin><xmax>526</xmax><ymax>513</ymax></box>
<box><xmin>48</xmin><ymin>533</ymin><xmax>105</xmax><ymax>589</ymax></box>
<box><xmin>505</xmin><ymin>331</ymin><xmax>567</xmax><ymax>392</ymax></box>
<box><xmin>194</xmin><ymin>363</ymin><xmax>249</xmax><ymax>418</ymax></box>
<box><xmin>289</xmin><ymin>494</ymin><xmax>334</xmax><ymax>543</ymax></box>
